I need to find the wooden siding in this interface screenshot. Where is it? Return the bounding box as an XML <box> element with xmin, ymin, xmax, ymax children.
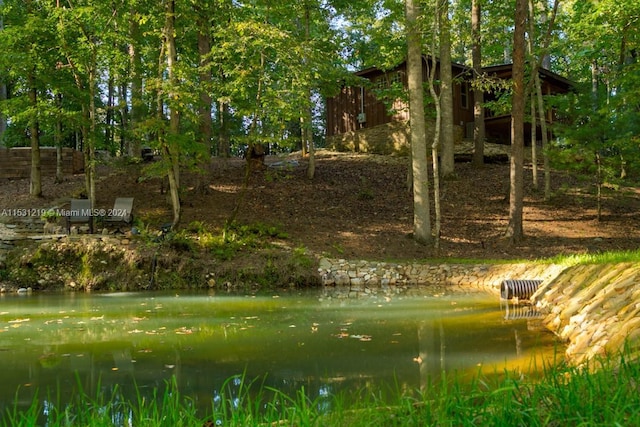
<box><xmin>326</xmin><ymin>59</ymin><xmax>572</xmax><ymax>144</ymax></box>
<box><xmin>326</xmin><ymin>58</ymin><xmax>475</xmax><ymax>139</ymax></box>
<box><xmin>0</xmin><ymin>147</ymin><xmax>84</xmax><ymax>179</ymax></box>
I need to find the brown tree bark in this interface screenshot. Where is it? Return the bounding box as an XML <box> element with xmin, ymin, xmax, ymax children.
<box><xmin>505</xmin><ymin>0</ymin><xmax>527</xmax><ymax>243</ymax></box>
<box><xmin>439</xmin><ymin>0</ymin><xmax>455</xmax><ymax>179</ymax></box>
<box><xmin>28</xmin><ymin>71</ymin><xmax>42</xmax><ymax>198</ymax></box>
<box><xmin>405</xmin><ymin>0</ymin><xmax>431</xmax><ymax>245</ymax></box>
<box><xmin>471</xmin><ymin>0</ymin><xmax>485</xmax><ymax>167</ymax></box>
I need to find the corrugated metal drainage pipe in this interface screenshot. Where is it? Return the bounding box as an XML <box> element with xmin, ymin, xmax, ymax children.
<box><xmin>500</xmin><ymin>279</ymin><xmax>543</xmax><ymax>300</ymax></box>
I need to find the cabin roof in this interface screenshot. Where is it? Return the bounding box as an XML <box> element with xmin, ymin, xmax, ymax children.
<box><xmin>353</xmin><ymin>57</ymin><xmax>574</xmax><ymax>91</ymax></box>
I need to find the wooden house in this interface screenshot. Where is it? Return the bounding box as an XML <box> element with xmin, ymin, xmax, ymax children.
<box><xmin>325</xmin><ymin>56</ymin><xmax>573</xmax><ymax>155</ymax></box>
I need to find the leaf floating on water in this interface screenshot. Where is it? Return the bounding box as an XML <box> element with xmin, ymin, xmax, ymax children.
<box><xmin>350</xmin><ymin>334</ymin><xmax>372</xmax><ymax>341</ymax></box>
<box><xmin>175</xmin><ymin>327</ymin><xmax>193</xmax><ymax>335</ymax></box>
<box><xmin>128</xmin><ymin>329</ymin><xmax>144</xmax><ymax>334</ymax></box>
<box><xmin>165</xmin><ymin>364</ymin><xmax>175</xmax><ymax>369</ymax></box>
<box><xmin>90</xmin><ymin>315</ymin><xmax>104</xmax><ymax>321</ymax></box>
<box><xmin>8</xmin><ymin>318</ymin><xmax>30</xmax><ymax>323</ymax></box>
<box><xmin>132</xmin><ymin>317</ymin><xmax>147</xmax><ymax>322</ymax></box>
<box><xmin>111</xmin><ymin>367</ymin><xmax>119</xmax><ymax>371</ymax></box>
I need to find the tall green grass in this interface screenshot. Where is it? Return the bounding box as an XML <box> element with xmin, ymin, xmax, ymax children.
<box><xmin>5</xmin><ymin>349</ymin><xmax>640</xmax><ymax>426</ymax></box>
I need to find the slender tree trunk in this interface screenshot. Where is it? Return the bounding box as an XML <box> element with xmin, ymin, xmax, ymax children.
<box><xmin>164</xmin><ymin>0</ymin><xmax>181</xmax><ymax>227</ymax></box>
<box><xmin>535</xmin><ymin>74</ymin><xmax>551</xmax><ymax>199</ymax></box>
<box><xmin>527</xmin><ymin>0</ymin><xmax>538</xmax><ymax>191</ymax></box>
<box><xmin>218</xmin><ymin>100</ymin><xmax>231</xmax><ymax>157</ymax></box>
<box><xmin>303</xmin><ymin>109</ymin><xmax>315</xmax><ymax>179</ymax></box>
<box><xmin>55</xmin><ymin>94</ymin><xmax>64</xmax><ymax>183</ymax></box>
<box><xmin>195</xmin><ymin>6</ymin><xmax>213</xmax><ymax>192</ymax></box>
<box><xmin>591</xmin><ymin>60</ymin><xmax>603</xmax><ymax>220</ymax></box>
<box><xmin>439</xmin><ymin>0</ymin><xmax>455</xmax><ymax>179</ymax></box>
<box><xmin>0</xmin><ymin>0</ymin><xmax>6</xmax><ymax>147</ymax></box>
<box><xmin>119</xmin><ymin>83</ymin><xmax>128</xmax><ymax>155</ymax></box>
<box><xmin>471</xmin><ymin>0</ymin><xmax>485</xmax><ymax>166</ymax></box>
<box><xmin>530</xmin><ymin>92</ymin><xmax>538</xmax><ymax>190</ymax></box>
<box><xmin>88</xmin><ymin>65</ymin><xmax>97</xmax><ymax>207</ymax></box>
<box><xmin>106</xmin><ymin>73</ymin><xmax>115</xmax><ymax>151</ymax></box>
<box><xmin>0</xmin><ymin>80</ymin><xmax>5</xmax><ymax>147</ymax></box>
<box><xmin>527</xmin><ymin>0</ymin><xmax>559</xmax><ymax>200</ymax></box>
<box><xmin>428</xmin><ymin>0</ymin><xmax>445</xmax><ymax>251</ymax></box>
<box><xmin>129</xmin><ymin>12</ymin><xmax>143</xmax><ymax>158</ymax></box>
<box><xmin>303</xmin><ymin>3</ymin><xmax>315</xmax><ymax>180</ymax></box>
<box><xmin>505</xmin><ymin>0</ymin><xmax>526</xmax><ymax>243</ymax></box>
<box><xmin>406</xmin><ymin>0</ymin><xmax>431</xmax><ymax>245</ymax></box>
<box><xmin>28</xmin><ymin>71</ymin><xmax>42</xmax><ymax>198</ymax></box>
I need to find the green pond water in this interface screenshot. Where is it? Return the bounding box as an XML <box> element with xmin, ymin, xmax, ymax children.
<box><xmin>0</xmin><ymin>289</ymin><xmax>561</xmax><ymax>416</ymax></box>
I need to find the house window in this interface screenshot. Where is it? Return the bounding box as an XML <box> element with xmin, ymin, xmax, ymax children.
<box><xmin>389</xmin><ymin>71</ymin><xmax>403</xmax><ymax>86</ymax></box>
<box><xmin>374</xmin><ymin>71</ymin><xmax>403</xmax><ymax>89</ymax></box>
<box><xmin>460</xmin><ymin>82</ymin><xmax>469</xmax><ymax>109</ymax></box>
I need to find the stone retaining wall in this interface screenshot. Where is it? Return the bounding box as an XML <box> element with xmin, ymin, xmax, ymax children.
<box><xmin>531</xmin><ymin>263</ymin><xmax>640</xmax><ymax>366</ymax></box>
<box><xmin>0</xmin><ymin>147</ymin><xmax>84</xmax><ymax>179</ymax></box>
<box><xmin>318</xmin><ymin>257</ymin><xmax>565</xmax><ymax>296</ymax></box>
<box><xmin>327</xmin><ymin>121</ymin><xmax>464</xmax><ymax>155</ymax></box>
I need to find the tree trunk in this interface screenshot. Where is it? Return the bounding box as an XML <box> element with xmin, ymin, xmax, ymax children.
<box><xmin>439</xmin><ymin>0</ymin><xmax>455</xmax><ymax>179</ymax></box>
<box><xmin>303</xmin><ymin>111</ymin><xmax>315</xmax><ymax>179</ymax></box>
<box><xmin>406</xmin><ymin>0</ymin><xmax>431</xmax><ymax>245</ymax></box>
<box><xmin>105</xmin><ymin>73</ymin><xmax>115</xmax><ymax>151</ymax></box>
<box><xmin>0</xmin><ymin>79</ymin><xmax>5</xmax><ymax>147</ymax></box>
<box><xmin>164</xmin><ymin>0</ymin><xmax>181</xmax><ymax>227</ymax></box>
<box><xmin>55</xmin><ymin>94</ymin><xmax>64</xmax><ymax>183</ymax></box>
<box><xmin>128</xmin><ymin>12</ymin><xmax>143</xmax><ymax>158</ymax></box>
<box><xmin>119</xmin><ymin>83</ymin><xmax>128</xmax><ymax>156</ymax></box>
<box><xmin>88</xmin><ymin>65</ymin><xmax>97</xmax><ymax>207</ymax></box>
<box><xmin>534</xmin><ymin>74</ymin><xmax>552</xmax><ymax>199</ymax></box>
<box><xmin>218</xmin><ymin>100</ymin><xmax>231</xmax><ymax>157</ymax></box>
<box><xmin>303</xmin><ymin>3</ymin><xmax>315</xmax><ymax>180</ymax></box>
<box><xmin>28</xmin><ymin>71</ymin><xmax>42</xmax><ymax>198</ymax></box>
<box><xmin>0</xmin><ymin>0</ymin><xmax>6</xmax><ymax>147</ymax></box>
<box><xmin>471</xmin><ymin>0</ymin><xmax>485</xmax><ymax>166</ymax></box>
<box><xmin>505</xmin><ymin>0</ymin><xmax>526</xmax><ymax>243</ymax></box>
<box><xmin>195</xmin><ymin>7</ymin><xmax>213</xmax><ymax>193</ymax></box>
<box><xmin>530</xmin><ymin>92</ymin><xmax>538</xmax><ymax>190</ymax></box>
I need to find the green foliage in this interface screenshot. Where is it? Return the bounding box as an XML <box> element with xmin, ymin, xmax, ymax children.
<box><xmin>547</xmin><ymin>249</ymin><xmax>640</xmax><ymax>266</ymax></box>
<box><xmin>6</xmin><ymin>349</ymin><xmax>640</xmax><ymax>426</ymax></box>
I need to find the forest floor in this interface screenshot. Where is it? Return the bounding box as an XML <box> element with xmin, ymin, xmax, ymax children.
<box><xmin>2</xmin><ymin>149</ymin><xmax>640</xmax><ymax>261</ymax></box>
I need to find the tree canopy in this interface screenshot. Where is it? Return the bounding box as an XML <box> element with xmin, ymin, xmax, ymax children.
<box><xmin>1</xmin><ymin>0</ymin><xmax>638</xmax><ymax>232</ymax></box>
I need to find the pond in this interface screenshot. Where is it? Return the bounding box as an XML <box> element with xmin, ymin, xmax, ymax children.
<box><xmin>0</xmin><ymin>289</ymin><xmax>561</xmax><ymax>417</ymax></box>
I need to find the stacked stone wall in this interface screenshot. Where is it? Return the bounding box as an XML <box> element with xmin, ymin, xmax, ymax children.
<box><xmin>0</xmin><ymin>147</ymin><xmax>84</xmax><ymax>179</ymax></box>
<box><xmin>318</xmin><ymin>258</ymin><xmax>564</xmax><ymax>296</ymax></box>
<box><xmin>327</xmin><ymin>121</ymin><xmax>464</xmax><ymax>155</ymax></box>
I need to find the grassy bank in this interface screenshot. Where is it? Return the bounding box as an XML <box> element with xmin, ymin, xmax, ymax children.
<box><xmin>5</xmin><ymin>349</ymin><xmax>639</xmax><ymax>426</ymax></box>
